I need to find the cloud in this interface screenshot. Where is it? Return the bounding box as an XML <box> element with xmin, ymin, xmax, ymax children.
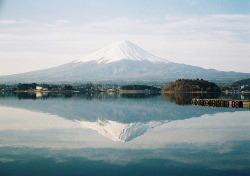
<box><xmin>0</xmin><ymin>19</ymin><xmax>16</xmax><ymax>24</ymax></box>
<box><xmin>55</xmin><ymin>20</ymin><xmax>69</xmax><ymax>25</ymax></box>
<box><xmin>0</xmin><ymin>19</ymin><xmax>31</xmax><ymax>25</ymax></box>
<box><xmin>210</xmin><ymin>14</ymin><xmax>250</xmax><ymax>20</ymax></box>
<box><xmin>1</xmin><ymin>14</ymin><xmax>249</xmax><ymax>38</ymax></box>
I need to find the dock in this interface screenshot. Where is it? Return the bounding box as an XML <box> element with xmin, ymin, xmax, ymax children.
<box><xmin>191</xmin><ymin>99</ymin><xmax>250</xmax><ymax>109</ymax></box>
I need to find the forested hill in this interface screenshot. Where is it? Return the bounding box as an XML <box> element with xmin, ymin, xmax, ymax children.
<box><xmin>224</xmin><ymin>78</ymin><xmax>250</xmax><ymax>87</ymax></box>
<box><xmin>162</xmin><ymin>79</ymin><xmax>221</xmax><ymax>93</ymax></box>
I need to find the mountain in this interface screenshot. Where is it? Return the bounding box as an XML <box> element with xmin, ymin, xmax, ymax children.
<box><xmin>0</xmin><ymin>40</ymin><xmax>249</xmax><ymax>83</ymax></box>
<box><xmin>76</xmin><ymin>40</ymin><xmax>169</xmax><ymax>64</ymax></box>
<box><xmin>224</xmin><ymin>78</ymin><xmax>250</xmax><ymax>87</ymax></box>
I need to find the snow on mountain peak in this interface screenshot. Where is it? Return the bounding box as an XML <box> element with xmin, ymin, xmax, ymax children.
<box><xmin>77</xmin><ymin>40</ymin><xmax>169</xmax><ymax>64</ymax></box>
<box><xmin>78</xmin><ymin>119</ymin><xmax>168</xmax><ymax>142</ymax></box>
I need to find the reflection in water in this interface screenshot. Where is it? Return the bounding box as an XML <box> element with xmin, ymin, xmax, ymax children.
<box><xmin>10</xmin><ymin>92</ymin><xmax>158</xmax><ymax>100</ymax></box>
<box><xmin>162</xmin><ymin>93</ymin><xmax>220</xmax><ymax>105</ymax></box>
<box><xmin>0</xmin><ymin>141</ymin><xmax>249</xmax><ymax>176</ymax></box>
<box><xmin>121</xmin><ymin>93</ymin><xmax>159</xmax><ymax>99</ymax></box>
<box><xmin>79</xmin><ymin>120</ymin><xmax>167</xmax><ymax>142</ymax></box>
<box><xmin>2</xmin><ymin>91</ymin><xmax>248</xmax><ymax>103</ymax></box>
<box><xmin>0</xmin><ymin>93</ymin><xmax>249</xmax><ymax>176</ymax></box>
<box><xmin>16</xmin><ymin>92</ymin><xmax>37</xmax><ymax>99</ymax></box>
<box><xmin>0</xmin><ymin>93</ymin><xmax>248</xmax><ymax>143</ymax></box>
<box><xmin>0</xmin><ymin>93</ymin><xmax>247</xmax><ymax>124</ymax></box>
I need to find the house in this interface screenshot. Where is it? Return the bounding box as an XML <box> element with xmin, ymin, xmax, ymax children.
<box><xmin>36</xmin><ymin>86</ymin><xmax>43</xmax><ymax>91</ymax></box>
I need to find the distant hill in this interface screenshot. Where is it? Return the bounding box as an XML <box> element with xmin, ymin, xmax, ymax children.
<box><xmin>222</xmin><ymin>78</ymin><xmax>250</xmax><ymax>91</ymax></box>
<box><xmin>162</xmin><ymin>79</ymin><xmax>221</xmax><ymax>93</ymax></box>
<box><xmin>224</xmin><ymin>78</ymin><xmax>250</xmax><ymax>87</ymax></box>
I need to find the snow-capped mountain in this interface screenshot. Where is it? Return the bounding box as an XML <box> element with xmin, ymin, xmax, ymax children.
<box><xmin>78</xmin><ymin>119</ymin><xmax>167</xmax><ymax>142</ymax></box>
<box><xmin>0</xmin><ymin>40</ymin><xmax>249</xmax><ymax>83</ymax></box>
<box><xmin>76</xmin><ymin>40</ymin><xmax>169</xmax><ymax>64</ymax></box>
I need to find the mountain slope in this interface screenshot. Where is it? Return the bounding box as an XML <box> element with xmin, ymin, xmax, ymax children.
<box><xmin>0</xmin><ymin>40</ymin><xmax>249</xmax><ymax>83</ymax></box>
<box><xmin>224</xmin><ymin>78</ymin><xmax>250</xmax><ymax>87</ymax></box>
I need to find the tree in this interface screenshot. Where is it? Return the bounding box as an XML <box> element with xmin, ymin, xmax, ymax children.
<box><xmin>64</xmin><ymin>85</ymin><xmax>73</xmax><ymax>90</ymax></box>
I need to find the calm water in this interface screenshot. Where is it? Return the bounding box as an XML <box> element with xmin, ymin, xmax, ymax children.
<box><xmin>0</xmin><ymin>92</ymin><xmax>249</xmax><ymax>176</ymax></box>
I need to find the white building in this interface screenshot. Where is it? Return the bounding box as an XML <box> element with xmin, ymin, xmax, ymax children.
<box><xmin>36</xmin><ymin>86</ymin><xmax>43</xmax><ymax>91</ymax></box>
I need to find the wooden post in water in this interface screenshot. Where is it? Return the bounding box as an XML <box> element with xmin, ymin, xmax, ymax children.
<box><xmin>191</xmin><ymin>99</ymin><xmax>250</xmax><ymax>109</ymax></box>
<box><xmin>243</xmin><ymin>101</ymin><xmax>250</xmax><ymax>109</ymax></box>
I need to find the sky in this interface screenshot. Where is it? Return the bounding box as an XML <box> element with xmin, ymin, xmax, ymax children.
<box><xmin>0</xmin><ymin>0</ymin><xmax>249</xmax><ymax>75</ymax></box>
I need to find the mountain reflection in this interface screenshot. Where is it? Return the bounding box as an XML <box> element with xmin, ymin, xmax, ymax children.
<box><xmin>0</xmin><ymin>92</ymin><xmax>247</xmax><ymax>123</ymax></box>
<box><xmin>79</xmin><ymin>119</ymin><xmax>167</xmax><ymax>142</ymax></box>
<box><xmin>0</xmin><ymin>92</ymin><xmax>248</xmax><ymax>142</ymax></box>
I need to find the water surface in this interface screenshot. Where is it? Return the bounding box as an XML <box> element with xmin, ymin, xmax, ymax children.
<box><xmin>0</xmin><ymin>93</ymin><xmax>249</xmax><ymax>176</ymax></box>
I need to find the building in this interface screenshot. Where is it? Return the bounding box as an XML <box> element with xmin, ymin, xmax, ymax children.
<box><xmin>36</xmin><ymin>86</ymin><xmax>43</xmax><ymax>91</ymax></box>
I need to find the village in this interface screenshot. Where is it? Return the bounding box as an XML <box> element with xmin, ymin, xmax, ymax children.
<box><xmin>0</xmin><ymin>83</ymin><xmax>163</xmax><ymax>94</ymax></box>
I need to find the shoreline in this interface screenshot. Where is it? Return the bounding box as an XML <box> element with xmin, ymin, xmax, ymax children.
<box><xmin>11</xmin><ymin>90</ymin><xmax>250</xmax><ymax>94</ymax></box>
<box><xmin>13</xmin><ymin>90</ymin><xmax>160</xmax><ymax>94</ymax></box>
<box><xmin>161</xmin><ymin>91</ymin><xmax>220</xmax><ymax>94</ymax></box>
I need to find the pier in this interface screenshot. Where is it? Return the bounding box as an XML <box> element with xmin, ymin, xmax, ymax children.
<box><xmin>191</xmin><ymin>99</ymin><xmax>250</xmax><ymax>109</ymax></box>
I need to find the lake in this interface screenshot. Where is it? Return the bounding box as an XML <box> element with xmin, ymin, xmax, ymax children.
<box><xmin>0</xmin><ymin>92</ymin><xmax>249</xmax><ymax>176</ymax></box>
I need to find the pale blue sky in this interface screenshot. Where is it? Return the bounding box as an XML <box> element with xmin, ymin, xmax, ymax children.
<box><xmin>1</xmin><ymin>0</ymin><xmax>249</xmax><ymax>21</ymax></box>
<box><xmin>0</xmin><ymin>0</ymin><xmax>249</xmax><ymax>75</ymax></box>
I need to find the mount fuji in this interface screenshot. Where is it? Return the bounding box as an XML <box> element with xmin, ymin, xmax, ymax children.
<box><xmin>0</xmin><ymin>40</ymin><xmax>249</xmax><ymax>83</ymax></box>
